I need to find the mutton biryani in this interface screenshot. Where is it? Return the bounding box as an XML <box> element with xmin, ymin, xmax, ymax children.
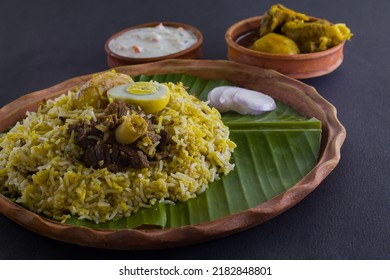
<box><xmin>0</xmin><ymin>71</ymin><xmax>236</xmax><ymax>224</ymax></box>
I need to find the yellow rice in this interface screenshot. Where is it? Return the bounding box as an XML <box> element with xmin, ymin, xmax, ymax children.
<box><xmin>0</xmin><ymin>81</ymin><xmax>236</xmax><ymax>223</ymax></box>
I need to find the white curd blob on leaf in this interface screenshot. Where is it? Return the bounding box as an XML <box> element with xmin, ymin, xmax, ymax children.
<box><xmin>207</xmin><ymin>86</ymin><xmax>276</xmax><ymax>115</ymax></box>
<box><xmin>218</xmin><ymin>87</ymin><xmax>239</xmax><ymax>112</ymax></box>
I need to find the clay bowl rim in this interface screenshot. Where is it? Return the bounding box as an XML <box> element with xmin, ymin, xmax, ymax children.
<box><xmin>0</xmin><ymin>59</ymin><xmax>346</xmax><ymax>250</ymax></box>
<box><xmin>225</xmin><ymin>15</ymin><xmax>345</xmax><ymax>61</ymax></box>
<box><xmin>104</xmin><ymin>22</ymin><xmax>204</xmax><ymax>64</ymax></box>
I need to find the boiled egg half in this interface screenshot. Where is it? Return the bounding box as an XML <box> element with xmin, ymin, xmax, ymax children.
<box><xmin>107</xmin><ymin>81</ymin><xmax>170</xmax><ymax>114</ymax></box>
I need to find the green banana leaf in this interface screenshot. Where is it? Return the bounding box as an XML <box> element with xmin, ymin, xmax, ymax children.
<box><xmin>65</xmin><ymin>74</ymin><xmax>321</xmax><ymax>229</ymax></box>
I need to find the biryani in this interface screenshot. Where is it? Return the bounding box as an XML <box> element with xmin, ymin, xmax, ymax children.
<box><xmin>0</xmin><ymin>71</ymin><xmax>236</xmax><ymax>224</ymax></box>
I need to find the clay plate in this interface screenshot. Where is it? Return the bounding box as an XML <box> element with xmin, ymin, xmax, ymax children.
<box><xmin>0</xmin><ymin>60</ymin><xmax>346</xmax><ymax>250</ymax></box>
<box><xmin>226</xmin><ymin>16</ymin><xmax>346</xmax><ymax>79</ymax></box>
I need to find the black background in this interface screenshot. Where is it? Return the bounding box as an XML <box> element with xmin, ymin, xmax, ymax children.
<box><xmin>0</xmin><ymin>0</ymin><xmax>389</xmax><ymax>259</ymax></box>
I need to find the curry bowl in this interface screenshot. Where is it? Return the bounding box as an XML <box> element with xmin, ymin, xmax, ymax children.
<box><xmin>105</xmin><ymin>22</ymin><xmax>203</xmax><ymax>68</ymax></box>
<box><xmin>225</xmin><ymin>16</ymin><xmax>346</xmax><ymax>79</ymax></box>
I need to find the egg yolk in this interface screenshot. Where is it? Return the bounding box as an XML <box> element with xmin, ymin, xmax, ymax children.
<box><xmin>107</xmin><ymin>81</ymin><xmax>170</xmax><ymax>114</ymax></box>
<box><xmin>126</xmin><ymin>82</ymin><xmax>159</xmax><ymax>95</ymax></box>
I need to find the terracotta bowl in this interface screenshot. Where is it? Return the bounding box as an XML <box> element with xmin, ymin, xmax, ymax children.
<box><xmin>225</xmin><ymin>16</ymin><xmax>345</xmax><ymax>79</ymax></box>
<box><xmin>105</xmin><ymin>22</ymin><xmax>203</xmax><ymax>68</ymax></box>
<box><xmin>0</xmin><ymin>60</ymin><xmax>346</xmax><ymax>250</ymax></box>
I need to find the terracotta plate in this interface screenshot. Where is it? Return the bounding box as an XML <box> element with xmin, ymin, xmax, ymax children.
<box><xmin>0</xmin><ymin>60</ymin><xmax>346</xmax><ymax>250</ymax></box>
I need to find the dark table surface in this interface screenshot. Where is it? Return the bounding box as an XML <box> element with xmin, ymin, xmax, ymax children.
<box><xmin>0</xmin><ymin>0</ymin><xmax>389</xmax><ymax>260</ymax></box>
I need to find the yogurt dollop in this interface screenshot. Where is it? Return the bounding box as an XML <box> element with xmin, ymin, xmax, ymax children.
<box><xmin>109</xmin><ymin>23</ymin><xmax>198</xmax><ymax>58</ymax></box>
<box><xmin>208</xmin><ymin>86</ymin><xmax>276</xmax><ymax>115</ymax></box>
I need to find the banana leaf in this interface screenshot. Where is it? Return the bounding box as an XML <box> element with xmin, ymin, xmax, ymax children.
<box><xmin>65</xmin><ymin>74</ymin><xmax>321</xmax><ymax>229</ymax></box>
